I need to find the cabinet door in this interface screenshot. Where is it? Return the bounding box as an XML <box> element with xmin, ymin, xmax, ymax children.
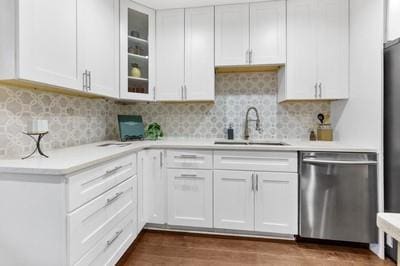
<box><xmin>156</xmin><ymin>9</ymin><xmax>185</xmax><ymax>101</ymax></box>
<box><xmin>78</xmin><ymin>0</ymin><xmax>119</xmax><ymax>97</ymax></box>
<box><xmin>185</xmin><ymin>7</ymin><xmax>215</xmax><ymax>101</ymax></box>
<box><xmin>167</xmin><ymin>169</ymin><xmax>213</xmax><ymax>228</ymax></box>
<box><xmin>120</xmin><ymin>0</ymin><xmax>155</xmax><ymax>101</ymax></box>
<box><xmin>143</xmin><ymin>150</ymin><xmax>167</xmax><ymax>224</ymax></box>
<box><xmin>250</xmin><ymin>1</ymin><xmax>286</xmax><ymax>65</ymax></box>
<box><xmin>215</xmin><ymin>4</ymin><xmax>249</xmax><ymax>66</ymax></box>
<box><xmin>286</xmin><ymin>0</ymin><xmax>318</xmax><ymax>100</ymax></box>
<box><xmin>255</xmin><ymin>172</ymin><xmax>298</xmax><ymax>234</ymax></box>
<box><xmin>316</xmin><ymin>0</ymin><xmax>349</xmax><ymax>99</ymax></box>
<box><xmin>18</xmin><ymin>0</ymin><xmax>80</xmax><ymax>90</ymax></box>
<box><xmin>214</xmin><ymin>170</ymin><xmax>254</xmax><ymax>231</ymax></box>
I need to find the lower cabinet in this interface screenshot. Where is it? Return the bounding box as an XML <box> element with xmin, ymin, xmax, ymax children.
<box><xmin>214</xmin><ymin>170</ymin><xmax>298</xmax><ymax>234</ymax></box>
<box><xmin>167</xmin><ymin>169</ymin><xmax>213</xmax><ymax>228</ymax></box>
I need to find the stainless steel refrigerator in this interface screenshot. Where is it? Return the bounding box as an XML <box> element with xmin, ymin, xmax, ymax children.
<box><xmin>384</xmin><ymin>38</ymin><xmax>400</xmax><ymax>262</ymax></box>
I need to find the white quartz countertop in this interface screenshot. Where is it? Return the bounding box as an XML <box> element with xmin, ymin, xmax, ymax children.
<box><xmin>377</xmin><ymin>213</ymin><xmax>400</xmax><ymax>241</ymax></box>
<box><xmin>0</xmin><ymin>138</ymin><xmax>378</xmax><ymax>175</ymax></box>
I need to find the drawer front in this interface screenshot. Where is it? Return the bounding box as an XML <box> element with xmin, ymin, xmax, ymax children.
<box><xmin>74</xmin><ymin>213</ymin><xmax>137</xmax><ymax>266</ymax></box>
<box><xmin>166</xmin><ymin>150</ymin><xmax>212</xmax><ymax>169</ymax></box>
<box><xmin>214</xmin><ymin>151</ymin><xmax>298</xmax><ymax>172</ymax></box>
<box><xmin>68</xmin><ymin>177</ymin><xmax>137</xmax><ymax>265</ymax></box>
<box><xmin>68</xmin><ymin>154</ymin><xmax>137</xmax><ymax>211</ymax></box>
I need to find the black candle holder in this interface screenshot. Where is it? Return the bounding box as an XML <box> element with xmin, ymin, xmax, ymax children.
<box><xmin>22</xmin><ymin>132</ymin><xmax>49</xmax><ymax>160</ymax></box>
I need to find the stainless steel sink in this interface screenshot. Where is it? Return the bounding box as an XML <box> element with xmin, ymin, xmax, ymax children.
<box><xmin>214</xmin><ymin>140</ymin><xmax>289</xmax><ymax>146</ymax></box>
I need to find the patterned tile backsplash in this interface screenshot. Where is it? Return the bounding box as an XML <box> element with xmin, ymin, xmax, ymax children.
<box><xmin>0</xmin><ymin>72</ymin><xmax>330</xmax><ymax>159</ymax></box>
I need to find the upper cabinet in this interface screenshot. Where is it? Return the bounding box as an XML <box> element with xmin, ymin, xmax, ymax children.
<box><xmin>0</xmin><ymin>0</ymin><xmax>80</xmax><ymax>89</ymax></box>
<box><xmin>156</xmin><ymin>7</ymin><xmax>215</xmax><ymax>101</ymax></box>
<box><xmin>280</xmin><ymin>0</ymin><xmax>349</xmax><ymax>102</ymax></box>
<box><xmin>120</xmin><ymin>0</ymin><xmax>156</xmax><ymax>101</ymax></box>
<box><xmin>0</xmin><ymin>0</ymin><xmax>120</xmax><ymax>97</ymax></box>
<box><xmin>215</xmin><ymin>1</ymin><xmax>286</xmax><ymax>67</ymax></box>
<box><xmin>78</xmin><ymin>0</ymin><xmax>120</xmax><ymax>98</ymax></box>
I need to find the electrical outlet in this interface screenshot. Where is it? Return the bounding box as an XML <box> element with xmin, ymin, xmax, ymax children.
<box><xmin>387</xmin><ymin>235</ymin><xmax>394</xmax><ymax>248</ymax></box>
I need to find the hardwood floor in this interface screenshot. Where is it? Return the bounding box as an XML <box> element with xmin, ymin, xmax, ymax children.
<box><xmin>118</xmin><ymin>230</ymin><xmax>395</xmax><ymax>266</ymax></box>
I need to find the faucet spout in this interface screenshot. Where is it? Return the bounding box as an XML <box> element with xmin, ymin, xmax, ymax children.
<box><xmin>244</xmin><ymin>107</ymin><xmax>261</xmax><ymax>140</ymax></box>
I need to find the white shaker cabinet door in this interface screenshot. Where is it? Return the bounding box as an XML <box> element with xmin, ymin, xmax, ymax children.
<box><xmin>156</xmin><ymin>9</ymin><xmax>185</xmax><ymax>101</ymax></box>
<box><xmin>286</xmin><ymin>0</ymin><xmax>318</xmax><ymax>100</ymax></box>
<box><xmin>254</xmin><ymin>172</ymin><xmax>298</xmax><ymax>234</ymax></box>
<box><xmin>215</xmin><ymin>4</ymin><xmax>249</xmax><ymax>66</ymax></box>
<box><xmin>214</xmin><ymin>170</ymin><xmax>254</xmax><ymax>231</ymax></box>
<box><xmin>18</xmin><ymin>0</ymin><xmax>80</xmax><ymax>90</ymax></box>
<box><xmin>167</xmin><ymin>169</ymin><xmax>213</xmax><ymax>228</ymax></box>
<box><xmin>77</xmin><ymin>0</ymin><xmax>119</xmax><ymax>97</ymax></box>
<box><xmin>316</xmin><ymin>0</ymin><xmax>349</xmax><ymax>99</ymax></box>
<box><xmin>184</xmin><ymin>7</ymin><xmax>215</xmax><ymax>101</ymax></box>
<box><xmin>250</xmin><ymin>1</ymin><xmax>286</xmax><ymax>65</ymax></box>
<box><xmin>143</xmin><ymin>150</ymin><xmax>167</xmax><ymax>225</ymax></box>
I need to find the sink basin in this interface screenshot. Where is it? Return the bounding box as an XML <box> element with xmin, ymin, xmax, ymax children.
<box><xmin>214</xmin><ymin>140</ymin><xmax>289</xmax><ymax>146</ymax></box>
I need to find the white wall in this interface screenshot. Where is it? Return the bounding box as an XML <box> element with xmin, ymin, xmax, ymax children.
<box><xmin>331</xmin><ymin>0</ymin><xmax>384</xmax><ymax>258</ymax></box>
<box><xmin>386</xmin><ymin>0</ymin><xmax>400</xmax><ymax>41</ymax></box>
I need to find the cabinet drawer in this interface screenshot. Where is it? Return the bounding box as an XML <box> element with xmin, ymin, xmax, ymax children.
<box><xmin>74</xmin><ymin>213</ymin><xmax>136</xmax><ymax>266</ymax></box>
<box><xmin>166</xmin><ymin>150</ymin><xmax>212</xmax><ymax>169</ymax></box>
<box><xmin>67</xmin><ymin>154</ymin><xmax>136</xmax><ymax>211</ymax></box>
<box><xmin>214</xmin><ymin>151</ymin><xmax>297</xmax><ymax>172</ymax></box>
<box><xmin>68</xmin><ymin>177</ymin><xmax>137</xmax><ymax>265</ymax></box>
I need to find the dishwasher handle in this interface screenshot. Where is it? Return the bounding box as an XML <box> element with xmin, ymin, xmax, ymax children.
<box><xmin>302</xmin><ymin>158</ymin><xmax>377</xmax><ymax>165</ymax></box>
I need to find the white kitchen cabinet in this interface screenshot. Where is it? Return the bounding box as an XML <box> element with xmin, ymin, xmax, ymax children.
<box><xmin>156</xmin><ymin>9</ymin><xmax>185</xmax><ymax>101</ymax></box>
<box><xmin>167</xmin><ymin>169</ymin><xmax>213</xmax><ymax>228</ymax></box>
<box><xmin>0</xmin><ymin>0</ymin><xmax>80</xmax><ymax>90</ymax></box>
<box><xmin>215</xmin><ymin>4</ymin><xmax>249</xmax><ymax>66</ymax></box>
<box><xmin>77</xmin><ymin>0</ymin><xmax>119</xmax><ymax>98</ymax></box>
<box><xmin>141</xmin><ymin>150</ymin><xmax>167</xmax><ymax>225</ymax></box>
<box><xmin>184</xmin><ymin>7</ymin><xmax>215</xmax><ymax>101</ymax></box>
<box><xmin>250</xmin><ymin>1</ymin><xmax>286</xmax><ymax>65</ymax></box>
<box><xmin>215</xmin><ymin>1</ymin><xmax>286</xmax><ymax>67</ymax></box>
<box><xmin>254</xmin><ymin>172</ymin><xmax>298</xmax><ymax>234</ymax></box>
<box><xmin>120</xmin><ymin>0</ymin><xmax>156</xmax><ymax>101</ymax></box>
<box><xmin>156</xmin><ymin>7</ymin><xmax>215</xmax><ymax>101</ymax></box>
<box><xmin>280</xmin><ymin>0</ymin><xmax>349</xmax><ymax>101</ymax></box>
<box><xmin>214</xmin><ymin>170</ymin><xmax>254</xmax><ymax>231</ymax></box>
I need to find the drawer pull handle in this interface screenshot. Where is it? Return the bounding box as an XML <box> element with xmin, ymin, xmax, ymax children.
<box><xmin>106</xmin><ymin>229</ymin><xmax>123</xmax><ymax>247</ymax></box>
<box><xmin>106</xmin><ymin>191</ymin><xmax>124</xmax><ymax>206</ymax></box>
<box><xmin>180</xmin><ymin>174</ymin><xmax>197</xmax><ymax>178</ymax></box>
<box><xmin>178</xmin><ymin>155</ymin><xmax>199</xmax><ymax>159</ymax></box>
<box><xmin>104</xmin><ymin>162</ymin><xmax>132</xmax><ymax>176</ymax></box>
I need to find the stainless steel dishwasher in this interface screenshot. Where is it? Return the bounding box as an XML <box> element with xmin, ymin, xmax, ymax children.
<box><xmin>299</xmin><ymin>152</ymin><xmax>378</xmax><ymax>243</ymax></box>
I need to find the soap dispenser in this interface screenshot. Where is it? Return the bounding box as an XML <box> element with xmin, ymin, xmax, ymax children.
<box><xmin>227</xmin><ymin>123</ymin><xmax>234</xmax><ymax>140</ymax></box>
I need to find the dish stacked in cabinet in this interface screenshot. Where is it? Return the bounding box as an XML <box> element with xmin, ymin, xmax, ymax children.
<box><xmin>67</xmin><ymin>154</ymin><xmax>138</xmax><ymax>265</ymax></box>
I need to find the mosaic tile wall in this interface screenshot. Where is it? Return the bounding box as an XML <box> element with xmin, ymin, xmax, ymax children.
<box><xmin>125</xmin><ymin>72</ymin><xmax>330</xmax><ymax>140</ymax></box>
<box><xmin>0</xmin><ymin>72</ymin><xmax>330</xmax><ymax>159</ymax></box>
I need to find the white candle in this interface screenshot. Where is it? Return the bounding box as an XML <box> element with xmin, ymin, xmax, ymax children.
<box><xmin>27</xmin><ymin>120</ymin><xmax>48</xmax><ymax>134</ymax></box>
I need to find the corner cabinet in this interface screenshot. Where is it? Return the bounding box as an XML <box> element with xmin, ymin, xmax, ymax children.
<box><xmin>279</xmin><ymin>0</ymin><xmax>349</xmax><ymax>102</ymax></box>
<box><xmin>156</xmin><ymin>7</ymin><xmax>215</xmax><ymax>102</ymax></box>
<box><xmin>120</xmin><ymin>0</ymin><xmax>156</xmax><ymax>101</ymax></box>
<box><xmin>215</xmin><ymin>1</ymin><xmax>286</xmax><ymax>66</ymax></box>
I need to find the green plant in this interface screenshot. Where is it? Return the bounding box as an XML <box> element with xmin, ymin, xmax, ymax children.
<box><xmin>144</xmin><ymin>122</ymin><xmax>164</xmax><ymax>140</ymax></box>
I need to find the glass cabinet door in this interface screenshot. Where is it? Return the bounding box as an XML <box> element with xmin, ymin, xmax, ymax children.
<box><xmin>120</xmin><ymin>0</ymin><xmax>155</xmax><ymax>100</ymax></box>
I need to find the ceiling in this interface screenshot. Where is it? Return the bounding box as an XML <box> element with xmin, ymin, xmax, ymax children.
<box><xmin>134</xmin><ymin>0</ymin><xmax>264</xmax><ymax>10</ymax></box>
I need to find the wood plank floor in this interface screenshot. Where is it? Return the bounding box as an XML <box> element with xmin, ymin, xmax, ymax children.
<box><xmin>118</xmin><ymin>230</ymin><xmax>395</xmax><ymax>266</ymax></box>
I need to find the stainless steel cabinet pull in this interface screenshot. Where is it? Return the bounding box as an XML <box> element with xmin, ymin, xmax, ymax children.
<box><xmin>181</xmin><ymin>85</ymin><xmax>184</xmax><ymax>100</ymax></box>
<box><xmin>160</xmin><ymin>152</ymin><xmax>163</xmax><ymax>168</ymax></box>
<box><xmin>106</xmin><ymin>229</ymin><xmax>123</xmax><ymax>247</ymax></box>
<box><xmin>179</xmin><ymin>155</ymin><xmax>198</xmax><ymax>159</ymax></box>
<box><xmin>249</xmin><ymin>50</ymin><xmax>253</xmax><ymax>64</ymax></box>
<box><xmin>314</xmin><ymin>83</ymin><xmax>318</xmax><ymax>98</ymax></box>
<box><xmin>153</xmin><ymin>86</ymin><xmax>156</xmax><ymax>101</ymax></box>
<box><xmin>246</xmin><ymin>50</ymin><xmax>250</xmax><ymax>64</ymax></box>
<box><xmin>180</xmin><ymin>174</ymin><xmax>197</xmax><ymax>178</ymax></box>
<box><xmin>88</xmin><ymin>71</ymin><xmax>91</xmax><ymax>91</ymax></box>
<box><xmin>106</xmin><ymin>191</ymin><xmax>123</xmax><ymax>205</ymax></box>
<box><xmin>184</xmin><ymin>85</ymin><xmax>187</xmax><ymax>100</ymax></box>
<box><xmin>255</xmin><ymin>174</ymin><xmax>259</xmax><ymax>191</ymax></box>
<box><xmin>303</xmin><ymin>158</ymin><xmax>377</xmax><ymax>165</ymax></box>
<box><xmin>318</xmin><ymin>83</ymin><xmax>322</xmax><ymax>98</ymax></box>
<box><xmin>106</xmin><ymin>165</ymin><xmax>123</xmax><ymax>175</ymax></box>
<box><xmin>251</xmin><ymin>173</ymin><xmax>255</xmax><ymax>191</ymax></box>
<box><xmin>82</xmin><ymin>72</ymin><xmax>87</xmax><ymax>91</ymax></box>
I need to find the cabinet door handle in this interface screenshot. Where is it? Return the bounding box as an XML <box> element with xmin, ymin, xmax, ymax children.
<box><xmin>106</xmin><ymin>229</ymin><xmax>123</xmax><ymax>247</ymax></box>
<box><xmin>178</xmin><ymin>154</ymin><xmax>198</xmax><ymax>159</ymax></box>
<box><xmin>82</xmin><ymin>72</ymin><xmax>87</xmax><ymax>91</ymax></box>
<box><xmin>106</xmin><ymin>191</ymin><xmax>124</xmax><ymax>206</ymax></box>
<box><xmin>249</xmin><ymin>49</ymin><xmax>253</xmax><ymax>64</ymax></box>
<box><xmin>251</xmin><ymin>173</ymin><xmax>255</xmax><ymax>191</ymax></box>
<box><xmin>318</xmin><ymin>83</ymin><xmax>322</xmax><ymax>98</ymax></box>
<box><xmin>184</xmin><ymin>85</ymin><xmax>187</xmax><ymax>100</ymax></box>
<box><xmin>160</xmin><ymin>151</ymin><xmax>163</xmax><ymax>168</ymax></box>
<box><xmin>180</xmin><ymin>174</ymin><xmax>197</xmax><ymax>178</ymax></box>
<box><xmin>87</xmin><ymin>71</ymin><xmax>91</xmax><ymax>91</ymax></box>
<box><xmin>314</xmin><ymin>83</ymin><xmax>318</xmax><ymax>98</ymax></box>
<box><xmin>181</xmin><ymin>85</ymin><xmax>184</xmax><ymax>100</ymax></box>
<box><xmin>245</xmin><ymin>50</ymin><xmax>250</xmax><ymax>64</ymax></box>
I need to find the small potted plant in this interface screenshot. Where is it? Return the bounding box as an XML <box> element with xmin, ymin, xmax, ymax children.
<box><xmin>144</xmin><ymin>122</ymin><xmax>164</xmax><ymax>140</ymax></box>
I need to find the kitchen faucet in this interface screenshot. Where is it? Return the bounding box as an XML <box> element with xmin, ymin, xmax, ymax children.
<box><xmin>244</xmin><ymin>107</ymin><xmax>261</xmax><ymax>140</ymax></box>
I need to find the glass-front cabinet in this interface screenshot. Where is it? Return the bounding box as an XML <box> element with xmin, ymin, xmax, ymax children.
<box><xmin>120</xmin><ymin>0</ymin><xmax>155</xmax><ymax>101</ymax></box>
